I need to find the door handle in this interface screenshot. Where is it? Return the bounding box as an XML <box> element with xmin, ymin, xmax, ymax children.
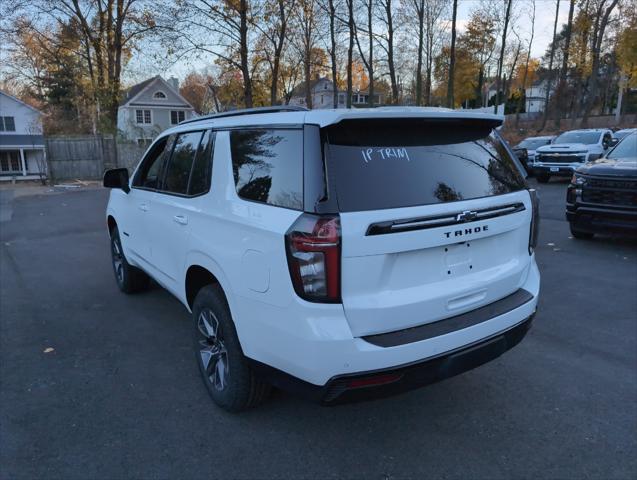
<box><xmin>173</xmin><ymin>215</ymin><xmax>188</xmax><ymax>225</ymax></box>
<box><xmin>138</xmin><ymin>203</ymin><xmax>149</xmax><ymax>212</ymax></box>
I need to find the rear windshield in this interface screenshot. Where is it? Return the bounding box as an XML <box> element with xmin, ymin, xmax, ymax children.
<box><xmin>324</xmin><ymin>119</ymin><xmax>526</xmax><ymax>212</ymax></box>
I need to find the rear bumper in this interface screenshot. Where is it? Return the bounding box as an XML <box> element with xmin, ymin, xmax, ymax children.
<box><xmin>250</xmin><ymin>314</ymin><xmax>534</xmax><ymax>404</ymax></box>
<box><xmin>239</xmin><ymin>259</ymin><xmax>539</xmax><ymax>392</ymax></box>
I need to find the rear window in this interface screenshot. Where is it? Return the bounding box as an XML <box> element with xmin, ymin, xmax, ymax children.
<box><xmin>324</xmin><ymin>119</ymin><xmax>526</xmax><ymax>212</ymax></box>
<box><xmin>230</xmin><ymin>129</ymin><xmax>303</xmax><ymax>210</ymax></box>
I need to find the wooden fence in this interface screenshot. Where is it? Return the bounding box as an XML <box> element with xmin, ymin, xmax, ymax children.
<box><xmin>45</xmin><ymin>135</ymin><xmax>146</xmax><ymax>182</ymax></box>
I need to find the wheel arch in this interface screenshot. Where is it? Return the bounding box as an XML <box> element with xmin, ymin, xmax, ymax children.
<box><xmin>107</xmin><ymin>215</ymin><xmax>117</xmax><ymax>236</ymax></box>
<box><xmin>183</xmin><ymin>252</ymin><xmax>235</xmax><ymax>314</ymax></box>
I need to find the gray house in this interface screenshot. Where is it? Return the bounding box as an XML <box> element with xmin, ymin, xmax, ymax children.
<box><xmin>117</xmin><ymin>76</ymin><xmax>196</xmax><ymax>146</ymax></box>
<box><xmin>0</xmin><ymin>90</ymin><xmax>46</xmax><ymax>181</ymax></box>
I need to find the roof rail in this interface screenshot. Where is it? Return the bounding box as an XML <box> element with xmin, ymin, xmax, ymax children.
<box><xmin>179</xmin><ymin>106</ymin><xmax>309</xmax><ymax>126</ymax></box>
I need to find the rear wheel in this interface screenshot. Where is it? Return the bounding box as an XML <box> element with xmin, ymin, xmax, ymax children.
<box><xmin>570</xmin><ymin>223</ymin><xmax>594</xmax><ymax>239</ymax></box>
<box><xmin>193</xmin><ymin>284</ymin><xmax>270</xmax><ymax>412</ymax></box>
<box><xmin>110</xmin><ymin>226</ymin><xmax>150</xmax><ymax>293</ymax></box>
<box><xmin>536</xmin><ymin>173</ymin><xmax>550</xmax><ymax>183</ymax></box>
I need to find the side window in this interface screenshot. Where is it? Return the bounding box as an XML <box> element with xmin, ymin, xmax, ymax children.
<box><xmin>133</xmin><ymin>136</ymin><xmax>172</xmax><ymax>189</ymax></box>
<box><xmin>162</xmin><ymin>131</ymin><xmax>204</xmax><ymax>195</ymax></box>
<box><xmin>230</xmin><ymin>129</ymin><xmax>303</xmax><ymax>210</ymax></box>
<box><xmin>188</xmin><ymin>130</ymin><xmax>215</xmax><ymax>196</ymax></box>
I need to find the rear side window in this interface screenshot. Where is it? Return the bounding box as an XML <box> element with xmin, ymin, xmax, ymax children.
<box><xmin>163</xmin><ymin>131</ymin><xmax>205</xmax><ymax>195</ymax></box>
<box><xmin>324</xmin><ymin>119</ymin><xmax>526</xmax><ymax>212</ymax></box>
<box><xmin>189</xmin><ymin>130</ymin><xmax>215</xmax><ymax>195</ymax></box>
<box><xmin>230</xmin><ymin>129</ymin><xmax>303</xmax><ymax>210</ymax></box>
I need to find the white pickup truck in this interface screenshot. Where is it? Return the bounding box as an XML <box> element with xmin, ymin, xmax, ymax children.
<box><xmin>533</xmin><ymin>128</ymin><xmax>613</xmax><ymax>183</ymax></box>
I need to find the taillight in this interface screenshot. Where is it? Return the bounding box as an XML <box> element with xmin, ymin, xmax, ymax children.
<box><xmin>528</xmin><ymin>188</ymin><xmax>540</xmax><ymax>255</ymax></box>
<box><xmin>285</xmin><ymin>214</ymin><xmax>341</xmax><ymax>303</ymax></box>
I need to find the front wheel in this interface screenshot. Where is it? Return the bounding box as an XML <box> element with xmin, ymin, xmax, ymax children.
<box><xmin>569</xmin><ymin>223</ymin><xmax>594</xmax><ymax>239</ymax></box>
<box><xmin>110</xmin><ymin>226</ymin><xmax>150</xmax><ymax>293</ymax></box>
<box><xmin>193</xmin><ymin>284</ymin><xmax>271</xmax><ymax>412</ymax></box>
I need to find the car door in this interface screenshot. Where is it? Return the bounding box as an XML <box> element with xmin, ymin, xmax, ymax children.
<box><xmin>147</xmin><ymin>130</ymin><xmax>214</xmax><ymax>292</ymax></box>
<box><xmin>122</xmin><ymin>136</ymin><xmax>172</xmax><ymax>266</ymax></box>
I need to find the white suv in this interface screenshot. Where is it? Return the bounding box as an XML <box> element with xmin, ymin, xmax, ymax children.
<box><xmin>104</xmin><ymin>107</ymin><xmax>540</xmax><ymax>411</ymax></box>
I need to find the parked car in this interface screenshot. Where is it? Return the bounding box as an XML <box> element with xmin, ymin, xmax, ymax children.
<box><xmin>103</xmin><ymin>106</ymin><xmax>540</xmax><ymax>411</ymax></box>
<box><xmin>513</xmin><ymin>136</ymin><xmax>554</xmax><ymax>174</ymax></box>
<box><xmin>566</xmin><ymin>132</ymin><xmax>637</xmax><ymax>238</ymax></box>
<box><xmin>611</xmin><ymin>128</ymin><xmax>637</xmax><ymax>147</ymax></box>
<box><xmin>534</xmin><ymin>128</ymin><xmax>613</xmax><ymax>183</ymax></box>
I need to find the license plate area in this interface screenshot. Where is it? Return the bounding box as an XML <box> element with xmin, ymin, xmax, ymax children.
<box><xmin>444</xmin><ymin>241</ymin><xmax>473</xmax><ymax>276</ymax></box>
<box><xmin>550</xmin><ymin>167</ymin><xmax>559</xmax><ymax>172</ymax></box>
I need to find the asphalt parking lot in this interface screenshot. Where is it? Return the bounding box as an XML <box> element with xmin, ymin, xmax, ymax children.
<box><xmin>1</xmin><ymin>179</ymin><xmax>636</xmax><ymax>479</ymax></box>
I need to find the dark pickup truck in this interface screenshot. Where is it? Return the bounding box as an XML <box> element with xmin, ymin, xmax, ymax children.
<box><xmin>566</xmin><ymin>132</ymin><xmax>637</xmax><ymax>238</ymax></box>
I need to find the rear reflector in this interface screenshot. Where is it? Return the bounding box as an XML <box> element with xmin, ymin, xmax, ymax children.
<box><xmin>347</xmin><ymin>373</ymin><xmax>403</xmax><ymax>389</ymax></box>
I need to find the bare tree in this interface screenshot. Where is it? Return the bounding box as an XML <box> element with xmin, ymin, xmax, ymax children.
<box><xmin>254</xmin><ymin>0</ymin><xmax>295</xmax><ymax>105</ymax></box>
<box><xmin>346</xmin><ymin>0</ymin><xmax>355</xmax><ymax>107</ymax></box>
<box><xmin>515</xmin><ymin>0</ymin><xmax>536</xmax><ymax>127</ymax></box>
<box><xmin>494</xmin><ymin>0</ymin><xmax>513</xmax><ymax>114</ymax></box>
<box><xmin>3</xmin><ymin>0</ymin><xmax>159</xmax><ymax>132</ymax></box>
<box><xmin>581</xmin><ymin>0</ymin><xmax>620</xmax><ymax>126</ymax></box>
<box><xmin>552</xmin><ymin>0</ymin><xmax>576</xmax><ymax>127</ymax></box>
<box><xmin>353</xmin><ymin>0</ymin><xmax>375</xmax><ymax>106</ymax></box>
<box><xmin>293</xmin><ymin>0</ymin><xmax>321</xmax><ymax>108</ymax></box>
<box><xmin>540</xmin><ymin>0</ymin><xmax>561</xmax><ymax>130</ymax></box>
<box><xmin>377</xmin><ymin>0</ymin><xmax>398</xmax><ymax>103</ymax></box>
<box><xmin>447</xmin><ymin>0</ymin><xmax>458</xmax><ymax>108</ymax></box>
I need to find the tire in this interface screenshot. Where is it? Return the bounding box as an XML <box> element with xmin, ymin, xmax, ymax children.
<box><xmin>192</xmin><ymin>284</ymin><xmax>271</xmax><ymax>412</ymax></box>
<box><xmin>110</xmin><ymin>226</ymin><xmax>150</xmax><ymax>293</ymax></box>
<box><xmin>536</xmin><ymin>173</ymin><xmax>550</xmax><ymax>183</ymax></box>
<box><xmin>570</xmin><ymin>223</ymin><xmax>594</xmax><ymax>239</ymax></box>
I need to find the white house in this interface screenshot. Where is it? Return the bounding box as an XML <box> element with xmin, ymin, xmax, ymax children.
<box><xmin>289</xmin><ymin>77</ymin><xmax>343</xmax><ymax>109</ymax></box>
<box><xmin>0</xmin><ymin>91</ymin><xmax>46</xmax><ymax>181</ymax></box>
<box><xmin>117</xmin><ymin>76</ymin><xmax>196</xmax><ymax>146</ymax></box>
<box><xmin>525</xmin><ymin>79</ymin><xmax>553</xmax><ymax>113</ymax></box>
<box><xmin>288</xmin><ymin>77</ymin><xmax>383</xmax><ymax>109</ymax></box>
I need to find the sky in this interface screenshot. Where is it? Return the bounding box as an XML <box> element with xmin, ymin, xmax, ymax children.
<box><xmin>124</xmin><ymin>0</ymin><xmax>571</xmax><ymax>84</ymax></box>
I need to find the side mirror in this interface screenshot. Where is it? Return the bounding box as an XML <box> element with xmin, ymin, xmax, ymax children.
<box><xmin>609</xmin><ymin>138</ymin><xmax>619</xmax><ymax>148</ymax></box>
<box><xmin>103</xmin><ymin>168</ymin><xmax>130</xmax><ymax>193</ymax></box>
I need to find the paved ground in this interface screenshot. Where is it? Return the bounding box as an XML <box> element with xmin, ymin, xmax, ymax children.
<box><xmin>1</xmin><ymin>179</ymin><xmax>636</xmax><ymax>479</ymax></box>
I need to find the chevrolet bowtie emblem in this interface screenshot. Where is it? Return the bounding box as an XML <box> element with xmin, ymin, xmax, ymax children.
<box><xmin>456</xmin><ymin>210</ymin><xmax>478</xmax><ymax>222</ymax></box>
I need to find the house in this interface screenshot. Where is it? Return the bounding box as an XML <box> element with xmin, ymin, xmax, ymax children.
<box><xmin>0</xmin><ymin>91</ymin><xmax>46</xmax><ymax>181</ymax></box>
<box><xmin>288</xmin><ymin>76</ymin><xmax>384</xmax><ymax>109</ymax></box>
<box><xmin>117</xmin><ymin>76</ymin><xmax>196</xmax><ymax>146</ymax></box>
<box><xmin>289</xmin><ymin>77</ymin><xmax>344</xmax><ymax>109</ymax></box>
<box><xmin>525</xmin><ymin>79</ymin><xmax>554</xmax><ymax>113</ymax></box>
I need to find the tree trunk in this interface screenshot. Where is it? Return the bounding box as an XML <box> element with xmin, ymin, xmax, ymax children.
<box><xmin>367</xmin><ymin>0</ymin><xmax>374</xmax><ymax>107</ymax></box>
<box><xmin>494</xmin><ymin>0</ymin><xmax>512</xmax><ymax>114</ymax></box>
<box><xmin>553</xmin><ymin>0</ymin><xmax>576</xmax><ymax>127</ymax></box>
<box><xmin>447</xmin><ymin>0</ymin><xmax>458</xmax><ymax>108</ymax></box>
<box><xmin>415</xmin><ymin>0</ymin><xmax>424</xmax><ymax>105</ymax></box>
<box><xmin>239</xmin><ymin>0</ymin><xmax>253</xmax><ymax>108</ymax></box>
<box><xmin>515</xmin><ymin>1</ymin><xmax>535</xmax><ymax>128</ymax></box>
<box><xmin>347</xmin><ymin>0</ymin><xmax>354</xmax><ymax>108</ymax></box>
<box><xmin>329</xmin><ymin>0</ymin><xmax>338</xmax><ymax>108</ymax></box>
<box><xmin>384</xmin><ymin>0</ymin><xmax>398</xmax><ymax>104</ymax></box>
<box><xmin>581</xmin><ymin>0</ymin><xmax>619</xmax><ymax>126</ymax></box>
<box><xmin>270</xmin><ymin>0</ymin><xmax>288</xmax><ymax>105</ymax></box>
<box><xmin>540</xmin><ymin>0</ymin><xmax>560</xmax><ymax>130</ymax></box>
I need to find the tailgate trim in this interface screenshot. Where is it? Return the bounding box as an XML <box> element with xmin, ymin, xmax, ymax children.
<box><xmin>366</xmin><ymin>202</ymin><xmax>526</xmax><ymax>236</ymax></box>
<box><xmin>362</xmin><ymin>288</ymin><xmax>534</xmax><ymax>347</ymax></box>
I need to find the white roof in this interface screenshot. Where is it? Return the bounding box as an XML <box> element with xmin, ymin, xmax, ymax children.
<box><xmin>161</xmin><ymin>107</ymin><xmax>504</xmax><ymax>137</ymax></box>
